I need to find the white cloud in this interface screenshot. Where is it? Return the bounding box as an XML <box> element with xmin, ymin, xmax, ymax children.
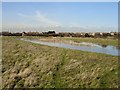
<box><xmin>18</xmin><ymin>13</ymin><xmax>32</xmax><ymax>18</ymax></box>
<box><xmin>17</xmin><ymin>11</ymin><xmax>61</xmax><ymax>27</ymax></box>
<box><xmin>35</xmin><ymin>11</ymin><xmax>60</xmax><ymax>26</ymax></box>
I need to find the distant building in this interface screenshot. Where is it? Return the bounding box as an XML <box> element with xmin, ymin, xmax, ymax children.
<box><xmin>22</xmin><ymin>32</ymin><xmax>26</xmax><ymax>36</ymax></box>
<box><xmin>100</xmin><ymin>32</ymin><xmax>103</xmax><ymax>36</ymax></box>
<box><xmin>42</xmin><ymin>31</ymin><xmax>55</xmax><ymax>34</ymax></box>
<box><xmin>110</xmin><ymin>32</ymin><xmax>115</xmax><ymax>36</ymax></box>
<box><xmin>88</xmin><ymin>32</ymin><xmax>95</xmax><ymax>37</ymax></box>
<box><xmin>48</xmin><ymin>31</ymin><xmax>55</xmax><ymax>34</ymax></box>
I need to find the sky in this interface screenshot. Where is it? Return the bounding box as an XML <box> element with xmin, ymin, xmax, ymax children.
<box><xmin>2</xmin><ymin>2</ymin><xmax>118</xmax><ymax>32</ymax></box>
<box><xmin>2</xmin><ymin>0</ymin><xmax>119</xmax><ymax>2</ymax></box>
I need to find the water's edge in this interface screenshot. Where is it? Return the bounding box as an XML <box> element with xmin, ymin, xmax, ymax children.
<box><xmin>19</xmin><ymin>38</ymin><xmax>120</xmax><ymax>56</ymax></box>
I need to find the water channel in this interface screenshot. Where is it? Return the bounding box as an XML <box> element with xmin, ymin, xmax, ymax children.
<box><xmin>20</xmin><ymin>38</ymin><xmax>120</xmax><ymax>56</ymax></box>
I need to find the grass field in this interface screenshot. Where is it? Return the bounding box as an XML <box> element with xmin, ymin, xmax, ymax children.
<box><xmin>62</xmin><ymin>37</ymin><xmax>119</xmax><ymax>46</ymax></box>
<box><xmin>2</xmin><ymin>36</ymin><xmax>119</xmax><ymax>88</ymax></box>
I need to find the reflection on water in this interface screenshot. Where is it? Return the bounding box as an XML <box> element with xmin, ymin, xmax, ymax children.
<box><xmin>79</xmin><ymin>42</ymin><xmax>108</xmax><ymax>48</ymax></box>
<box><xmin>101</xmin><ymin>45</ymin><xmax>107</xmax><ymax>48</ymax></box>
<box><xmin>20</xmin><ymin>38</ymin><xmax>120</xmax><ymax>56</ymax></box>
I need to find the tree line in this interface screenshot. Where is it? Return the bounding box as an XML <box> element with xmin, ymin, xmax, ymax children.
<box><xmin>0</xmin><ymin>31</ymin><xmax>120</xmax><ymax>39</ymax></box>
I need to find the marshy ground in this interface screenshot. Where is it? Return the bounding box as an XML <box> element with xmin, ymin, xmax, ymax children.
<box><xmin>2</xmin><ymin>36</ymin><xmax>119</xmax><ymax>88</ymax></box>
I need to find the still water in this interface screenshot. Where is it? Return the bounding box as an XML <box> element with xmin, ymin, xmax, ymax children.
<box><xmin>20</xmin><ymin>38</ymin><xmax>120</xmax><ymax>56</ymax></box>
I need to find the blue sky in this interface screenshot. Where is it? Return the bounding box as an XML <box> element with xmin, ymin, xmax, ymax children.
<box><xmin>2</xmin><ymin>2</ymin><xmax>118</xmax><ymax>32</ymax></box>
